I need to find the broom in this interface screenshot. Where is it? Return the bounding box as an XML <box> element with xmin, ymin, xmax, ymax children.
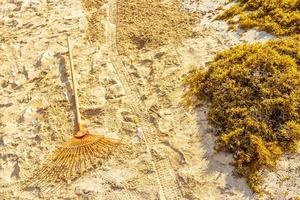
<box><xmin>20</xmin><ymin>36</ymin><xmax>121</xmax><ymax>193</ymax></box>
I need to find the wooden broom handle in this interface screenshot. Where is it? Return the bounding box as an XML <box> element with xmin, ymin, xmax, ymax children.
<box><xmin>67</xmin><ymin>36</ymin><xmax>82</xmax><ymax>132</ymax></box>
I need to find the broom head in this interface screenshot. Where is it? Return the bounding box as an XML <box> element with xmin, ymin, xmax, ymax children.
<box><xmin>21</xmin><ymin>132</ymin><xmax>121</xmax><ymax>193</ymax></box>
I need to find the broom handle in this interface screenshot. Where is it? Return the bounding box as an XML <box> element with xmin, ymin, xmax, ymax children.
<box><xmin>67</xmin><ymin>36</ymin><xmax>82</xmax><ymax>131</ymax></box>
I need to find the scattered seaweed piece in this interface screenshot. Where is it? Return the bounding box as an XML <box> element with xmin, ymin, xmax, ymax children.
<box><xmin>185</xmin><ymin>35</ymin><xmax>300</xmax><ymax>192</ymax></box>
<box><xmin>217</xmin><ymin>0</ymin><xmax>300</xmax><ymax>36</ymax></box>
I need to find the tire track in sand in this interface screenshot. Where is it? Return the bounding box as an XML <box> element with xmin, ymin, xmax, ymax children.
<box><xmin>104</xmin><ymin>0</ymin><xmax>183</xmax><ymax>199</ymax></box>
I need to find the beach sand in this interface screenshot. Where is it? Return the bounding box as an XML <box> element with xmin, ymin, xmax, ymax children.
<box><xmin>0</xmin><ymin>0</ymin><xmax>299</xmax><ymax>199</ymax></box>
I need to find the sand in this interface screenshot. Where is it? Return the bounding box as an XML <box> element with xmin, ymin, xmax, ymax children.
<box><xmin>0</xmin><ymin>0</ymin><xmax>299</xmax><ymax>199</ymax></box>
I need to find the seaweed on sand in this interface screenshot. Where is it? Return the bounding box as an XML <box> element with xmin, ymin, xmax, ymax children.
<box><xmin>216</xmin><ymin>0</ymin><xmax>300</xmax><ymax>36</ymax></box>
<box><xmin>185</xmin><ymin>35</ymin><xmax>300</xmax><ymax>192</ymax></box>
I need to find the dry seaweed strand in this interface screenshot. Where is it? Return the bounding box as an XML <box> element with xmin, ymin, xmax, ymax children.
<box><xmin>17</xmin><ymin>37</ymin><xmax>122</xmax><ymax>193</ymax></box>
<box><xmin>185</xmin><ymin>35</ymin><xmax>300</xmax><ymax>193</ymax></box>
<box><xmin>216</xmin><ymin>0</ymin><xmax>300</xmax><ymax>36</ymax></box>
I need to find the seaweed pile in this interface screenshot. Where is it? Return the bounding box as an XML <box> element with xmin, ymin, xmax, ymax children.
<box><xmin>185</xmin><ymin>35</ymin><xmax>300</xmax><ymax>192</ymax></box>
<box><xmin>217</xmin><ymin>0</ymin><xmax>300</xmax><ymax>36</ymax></box>
<box><xmin>186</xmin><ymin>0</ymin><xmax>300</xmax><ymax>194</ymax></box>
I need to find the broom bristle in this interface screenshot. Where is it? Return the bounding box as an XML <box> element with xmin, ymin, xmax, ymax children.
<box><xmin>21</xmin><ymin>134</ymin><xmax>120</xmax><ymax>193</ymax></box>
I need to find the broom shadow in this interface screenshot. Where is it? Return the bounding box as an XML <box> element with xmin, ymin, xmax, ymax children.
<box><xmin>57</xmin><ymin>53</ymin><xmax>77</xmax><ymax>131</ymax></box>
<box><xmin>58</xmin><ymin>54</ymin><xmax>73</xmax><ymax>103</ymax></box>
